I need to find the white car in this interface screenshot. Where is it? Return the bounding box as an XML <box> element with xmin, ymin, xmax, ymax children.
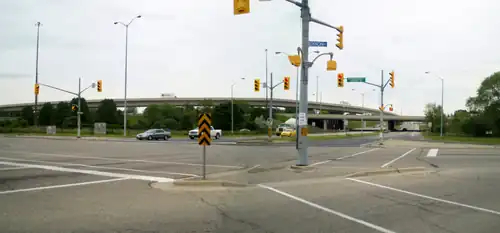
<box><xmin>188</xmin><ymin>126</ymin><xmax>222</xmax><ymax>140</ymax></box>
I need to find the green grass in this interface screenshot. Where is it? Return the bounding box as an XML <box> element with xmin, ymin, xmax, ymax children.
<box><xmin>424</xmin><ymin>135</ymin><xmax>500</xmax><ymax>145</ymax></box>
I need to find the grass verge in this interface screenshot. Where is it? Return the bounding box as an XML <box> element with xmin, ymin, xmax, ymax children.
<box><xmin>423</xmin><ymin>135</ymin><xmax>500</xmax><ymax>145</ymax></box>
<box><xmin>275</xmin><ymin>132</ymin><xmax>378</xmax><ymax>141</ymax></box>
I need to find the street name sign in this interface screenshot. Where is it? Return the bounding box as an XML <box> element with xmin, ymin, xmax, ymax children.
<box><xmin>346</xmin><ymin>77</ymin><xmax>366</xmax><ymax>83</ymax></box>
<box><xmin>309</xmin><ymin>41</ymin><xmax>328</xmax><ymax>47</ymax></box>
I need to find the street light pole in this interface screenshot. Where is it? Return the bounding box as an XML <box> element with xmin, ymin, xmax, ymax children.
<box><xmin>316</xmin><ymin>76</ymin><xmax>319</xmax><ymax>103</ymax></box>
<box><xmin>34</xmin><ymin>22</ymin><xmax>42</xmax><ymax>128</ymax></box>
<box><xmin>231</xmin><ymin>78</ymin><xmax>245</xmax><ymax>135</ymax></box>
<box><xmin>425</xmin><ymin>71</ymin><xmax>444</xmax><ymax>137</ymax></box>
<box><xmin>114</xmin><ymin>15</ymin><xmax>141</xmax><ymax>137</ymax></box>
<box><xmin>265</xmin><ymin>49</ymin><xmax>269</xmax><ymax>117</ymax></box>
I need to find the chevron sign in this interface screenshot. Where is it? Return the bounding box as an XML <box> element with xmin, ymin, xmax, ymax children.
<box><xmin>198</xmin><ymin>113</ymin><xmax>212</xmax><ymax>146</ymax></box>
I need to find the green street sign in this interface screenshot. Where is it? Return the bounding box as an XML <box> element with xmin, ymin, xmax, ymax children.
<box><xmin>346</xmin><ymin>77</ymin><xmax>366</xmax><ymax>83</ymax></box>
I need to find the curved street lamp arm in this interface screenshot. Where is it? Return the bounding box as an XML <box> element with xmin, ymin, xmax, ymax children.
<box><xmin>310</xmin><ymin>52</ymin><xmax>333</xmax><ymax>65</ymax></box>
<box><xmin>114</xmin><ymin>21</ymin><xmax>126</xmax><ymax>27</ymax></box>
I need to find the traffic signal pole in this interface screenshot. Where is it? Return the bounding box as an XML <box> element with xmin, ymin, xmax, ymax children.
<box><xmin>362</xmin><ymin>70</ymin><xmax>393</xmax><ymax>145</ymax></box>
<box><xmin>34</xmin><ymin>22</ymin><xmax>42</xmax><ymax>128</ymax></box>
<box><xmin>284</xmin><ymin>0</ymin><xmax>339</xmax><ymax>166</ymax></box>
<box><xmin>37</xmin><ymin>78</ymin><xmax>97</xmax><ymax>138</ymax></box>
<box><xmin>266</xmin><ymin>73</ymin><xmax>285</xmax><ymax>142</ymax></box>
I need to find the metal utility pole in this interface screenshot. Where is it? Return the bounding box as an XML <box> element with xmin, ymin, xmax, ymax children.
<box><xmin>360</xmin><ymin>70</ymin><xmax>393</xmax><ymax>145</ymax></box>
<box><xmin>77</xmin><ymin>77</ymin><xmax>82</xmax><ymax>138</ymax></box>
<box><xmin>34</xmin><ymin>22</ymin><xmax>42</xmax><ymax>128</ymax></box>
<box><xmin>37</xmin><ymin>78</ymin><xmax>96</xmax><ymax>138</ymax></box>
<box><xmin>265</xmin><ymin>0</ymin><xmax>338</xmax><ymax>166</ymax></box>
<box><xmin>424</xmin><ymin>71</ymin><xmax>444</xmax><ymax>137</ymax></box>
<box><xmin>316</xmin><ymin>76</ymin><xmax>319</xmax><ymax>103</ymax></box>
<box><xmin>265</xmin><ymin>49</ymin><xmax>269</xmax><ymax>116</ymax></box>
<box><xmin>231</xmin><ymin>78</ymin><xmax>245</xmax><ymax>135</ymax></box>
<box><xmin>379</xmin><ymin>70</ymin><xmax>384</xmax><ymax>143</ymax></box>
<box><xmin>440</xmin><ymin>78</ymin><xmax>444</xmax><ymax>137</ymax></box>
<box><xmin>114</xmin><ymin>15</ymin><xmax>141</xmax><ymax>136</ymax></box>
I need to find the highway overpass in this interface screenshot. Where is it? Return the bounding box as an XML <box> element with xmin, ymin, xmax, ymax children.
<box><xmin>0</xmin><ymin>97</ymin><xmax>399</xmax><ymax>116</ymax></box>
<box><xmin>282</xmin><ymin>114</ymin><xmax>425</xmax><ymax>121</ymax></box>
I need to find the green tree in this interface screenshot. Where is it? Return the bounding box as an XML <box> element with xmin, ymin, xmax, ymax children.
<box><xmin>424</xmin><ymin>103</ymin><xmax>447</xmax><ymax>133</ymax></box>
<box><xmin>21</xmin><ymin>106</ymin><xmax>34</xmax><ymax>125</ymax></box>
<box><xmin>39</xmin><ymin>102</ymin><xmax>54</xmax><ymax>126</ymax></box>
<box><xmin>143</xmin><ymin>104</ymin><xmax>162</xmax><ymax>127</ymax></box>
<box><xmin>96</xmin><ymin>99</ymin><xmax>118</xmax><ymax>124</ymax></box>
<box><xmin>212</xmin><ymin>101</ymin><xmax>246</xmax><ymax>130</ymax></box>
<box><xmin>160</xmin><ymin>103</ymin><xmax>182</xmax><ymax>121</ymax></box>
<box><xmin>54</xmin><ymin>102</ymin><xmax>71</xmax><ymax>127</ymax></box>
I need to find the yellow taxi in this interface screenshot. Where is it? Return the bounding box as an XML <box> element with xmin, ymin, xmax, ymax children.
<box><xmin>280</xmin><ymin>128</ymin><xmax>296</xmax><ymax>137</ymax></box>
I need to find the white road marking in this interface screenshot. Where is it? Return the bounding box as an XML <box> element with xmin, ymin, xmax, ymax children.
<box><xmin>0</xmin><ymin>160</ymin><xmax>174</xmax><ymax>183</ymax></box>
<box><xmin>0</xmin><ymin>156</ymin><xmax>198</xmax><ymax>177</ymax></box>
<box><xmin>310</xmin><ymin>148</ymin><xmax>381</xmax><ymax>166</ymax></box>
<box><xmin>258</xmin><ymin>184</ymin><xmax>397</xmax><ymax>233</ymax></box>
<box><xmin>0</xmin><ymin>178</ymin><xmax>128</xmax><ymax>195</ymax></box>
<box><xmin>4</xmin><ymin>150</ymin><xmax>243</xmax><ymax>169</ymax></box>
<box><xmin>347</xmin><ymin>178</ymin><xmax>500</xmax><ymax>216</ymax></box>
<box><xmin>380</xmin><ymin>148</ymin><xmax>416</xmax><ymax>168</ymax></box>
<box><xmin>426</xmin><ymin>149</ymin><xmax>439</xmax><ymax>157</ymax></box>
<box><xmin>0</xmin><ymin>167</ymin><xmax>29</xmax><ymax>171</ymax></box>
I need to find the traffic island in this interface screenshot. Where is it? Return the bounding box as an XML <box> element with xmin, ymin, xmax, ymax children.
<box><xmin>151</xmin><ymin>179</ymin><xmax>250</xmax><ymax>192</ymax></box>
<box><xmin>345</xmin><ymin>166</ymin><xmax>428</xmax><ymax>178</ymax></box>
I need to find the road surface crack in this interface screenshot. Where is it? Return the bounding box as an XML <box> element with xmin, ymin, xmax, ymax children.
<box><xmin>199</xmin><ymin>197</ymin><xmax>274</xmax><ymax>233</ymax></box>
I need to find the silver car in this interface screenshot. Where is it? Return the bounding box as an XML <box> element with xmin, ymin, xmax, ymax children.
<box><xmin>136</xmin><ymin>129</ymin><xmax>172</xmax><ymax>140</ymax></box>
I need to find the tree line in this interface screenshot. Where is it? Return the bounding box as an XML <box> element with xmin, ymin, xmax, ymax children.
<box><xmin>425</xmin><ymin>71</ymin><xmax>500</xmax><ymax>137</ymax></box>
<box><xmin>6</xmin><ymin>98</ymin><xmax>292</xmax><ymax>131</ymax></box>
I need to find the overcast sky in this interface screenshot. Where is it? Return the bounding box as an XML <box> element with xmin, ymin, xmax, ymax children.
<box><xmin>1</xmin><ymin>0</ymin><xmax>499</xmax><ymax>116</ymax></box>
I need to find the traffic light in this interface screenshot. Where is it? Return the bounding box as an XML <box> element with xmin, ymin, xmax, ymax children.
<box><xmin>389</xmin><ymin>71</ymin><xmax>395</xmax><ymax>88</ymax></box>
<box><xmin>337</xmin><ymin>73</ymin><xmax>344</xmax><ymax>87</ymax></box>
<box><xmin>284</xmin><ymin>77</ymin><xmax>290</xmax><ymax>90</ymax></box>
<box><xmin>288</xmin><ymin>55</ymin><xmax>301</xmax><ymax>67</ymax></box>
<box><xmin>389</xmin><ymin>105</ymin><xmax>394</xmax><ymax>111</ymax></box>
<box><xmin>254</xmin><ymin>78</ymin><xmax>260</xmax><ymax>92</ymax></box>
<box><xmin>71</xmin><ymin>104</ymin><xmax>78</xmax><ymax>112</ymax></box>
<box><xmin>234</xmin><ymin>0</ymin><xmax>249</xmax><ymax>15</ymax></box>
<box><xmin>97</xmin><ymin>80</ymin><xmax>102</xmax><ymax>92</ymax></box>
<box><xmin>34</xmin><ymin>84</ymin><xmax>40</xmax><ymax>95</ymax></box>
<box><xmin>336</xmin><ymin>26</ymin><xmax>344</xmax><ymax>50</ymax></box>
<box><xmin>327</xmin><ymin>60</ymin><xmax>337</xmax><ymax>71</ymax></box>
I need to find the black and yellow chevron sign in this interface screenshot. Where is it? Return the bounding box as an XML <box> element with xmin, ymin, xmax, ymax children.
<box><xmin>198</xmin><ymin>113</ymin><xmax>212</xmax><ymax>146</ymax></box>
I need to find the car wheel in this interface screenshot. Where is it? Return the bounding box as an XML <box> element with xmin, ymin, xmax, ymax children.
<box><xmin>215</xmin><ymin>133</ymin><xmax>220</xmax><ymax>139</ymax></box>
<box><xmin>189</xmin><ymin>136</ymin><xmax>194</xmax><ymax>140</ymax></box>
<box><xmin>164</xmin><ymin>136</ymin><xmax>168</xmax><ymax>140</ymax></box>
<box><xmin>148</xmin><ymin>136</ymin><xmax>152</xmax><ymax>140</ymax></box>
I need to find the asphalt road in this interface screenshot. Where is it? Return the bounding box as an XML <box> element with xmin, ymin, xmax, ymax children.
<box><xmin>0</xmin><ymin>136</ymin><xmax>499</xmax><ymax>232</ymax></box>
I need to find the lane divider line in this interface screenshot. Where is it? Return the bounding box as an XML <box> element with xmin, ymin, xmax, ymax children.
<box><xmin>0</xmin><ymin>178</ymin><xmax>128</xmax><ymax>195</ymax></box>
<box><xmin>426</xmin><ymin>149</ymin><xmax>439</xmax><ymax>157</ymax></box>
<box><xmin>0</xmin><ymin>160</ymin><xmax>174</xmax><ymax>183</ymax></box>
<box><xmin>310</xmin><ymin>148</ymin><xmax>380</xmax><ymax>166</ymax></box>
<box><xmin>347</xmin><ymin>178</ymin><xmax>500</xmax><ymax>216</ymax></box>
<box><xmin>4</xmin><ymin>150</ymin><xmax>244</xmax><ymax>169</ymax></box>
<box><xmin>0</xmin><ymin>167</ymin><xmax>29</xmax><ymax>171</ymax></box>
<box><xmin>258</xmin><ymin>184</ymin><xmax>397</xmax><ymax>233</ymax></box>
<box><xmin>380</xmin><ymin>148</ymin><xmax>416</xmax><ymax>168</ymax></box>
<box><xmin>0</xmin><ymin>156</ymin><xmax>198</xmax><ymax>177</ymax></box>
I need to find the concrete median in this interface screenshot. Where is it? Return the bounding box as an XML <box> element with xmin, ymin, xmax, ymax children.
<box><xmin>345</xmin><ymin>166</ymin><xmax>428</xmax><ymax>178</ymax></box>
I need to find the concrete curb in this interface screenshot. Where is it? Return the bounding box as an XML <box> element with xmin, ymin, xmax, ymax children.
<box><xmin>172</xmin><ymin>180</ymin><xmax>248</xmax><ymax>187</ymax></box>
<box><xmin>345</xmin><ymin>166</ymin><xmax>427</xmax><ymax>178</ymax></box>
<box><xmin>289</xmin><ymin>165</ymin><xmax>315</xmax><ymax>171</ymax></box>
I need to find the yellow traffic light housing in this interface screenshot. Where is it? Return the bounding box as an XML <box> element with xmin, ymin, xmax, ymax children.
<box><xmin>254</xmin><ymin>79</ymin><xmax>260</xmax><ymax>92</ymax></box>
<box><xmin>284</xmin><ymin>76</ymin><xmax>290</xmax><ymax>90</ymax></box>
<box><xmin>71</xmin><ymin>104</ymin><xmax>78</xmax><ymax>112</ymax></box>
<box><xmin>337</xmin><ymin>73</ymin><xmax>344</xmax><ymax>88</ymax></box>
<box><xmin>97</xmin><ymin>80</ymin><xmax>102</xmax><ymax>92</ymax></box>
<box><xmin>327</xmin><ymin>60</ymin><xmax>337</xmax><ymax>71</ymax></box>
<box><xmin>336</xmin><ymin>26</ymin><xmax>344</xmax><ymax>50</ymax></box>
<box><xmin>234</xmin><ymin>0</ymin><xmax>250</xmax><ymax>15</ymax></box>
<box><xmin>34</xmin><ymin>84</ymin><xmax>40</xmax><ymax>95</ymax></box>
<box><xmin>389</xmin><ymin>71</ymin><xmax>395</xmax><ymax>88</ymax></box>
<box><xmin>288</xmin><ymin>55</ymin><xmax>301</xmax><ymax>67</ymax></box>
